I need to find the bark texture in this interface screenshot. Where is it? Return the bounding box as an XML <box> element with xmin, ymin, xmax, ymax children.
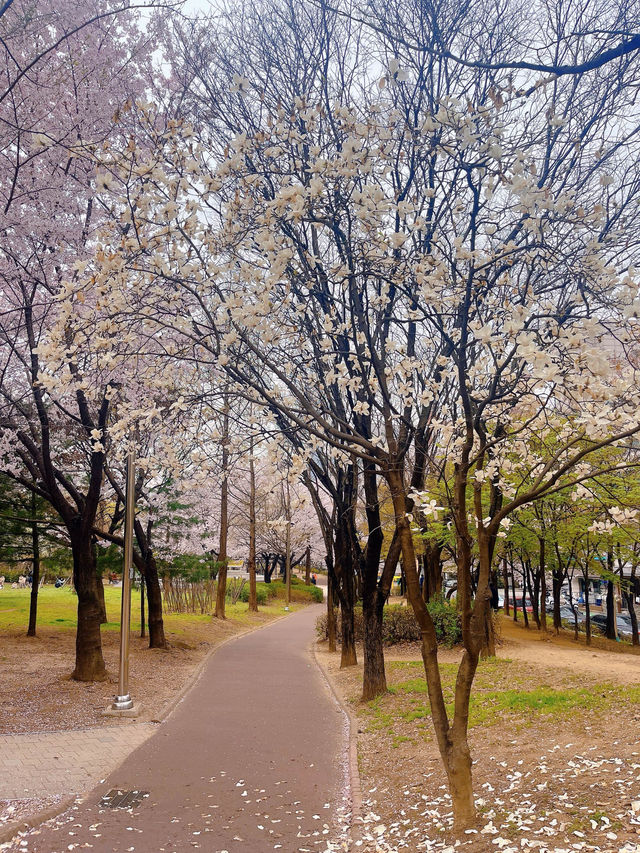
<box><xmin>71</xmin><ymin>528</ymin><xmax>107</xmax><ymax>682</ymax></box>
<box><xmin>27</xmin><ymin>491</ymin><xmax>40</xmax><ymax>637</ymax></box>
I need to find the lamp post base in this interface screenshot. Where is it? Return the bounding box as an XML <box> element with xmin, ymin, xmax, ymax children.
<box><xmin>112</xmin><ymin>693</ymin><xmax>134</xmax><ymax>711</ymax></box>
<box><xmin>102</xmin><ymin>698</ymin><xmax>141</xmax><ymax>717</ymax></box>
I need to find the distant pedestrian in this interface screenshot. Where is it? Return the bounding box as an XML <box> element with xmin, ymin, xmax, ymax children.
<box><xmin>311</xmin><ymin>574</ymin><xmax>317</xmax><ymax>585</ymax></box>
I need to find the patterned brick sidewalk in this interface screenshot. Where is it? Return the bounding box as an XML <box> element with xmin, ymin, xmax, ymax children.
<box><xmin>0</xmin><ymin>724</ymin><xmax>156</xmax><ymax>799</ymax></box>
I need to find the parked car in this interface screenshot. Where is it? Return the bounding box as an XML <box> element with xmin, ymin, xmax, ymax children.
<box><xmin>588</xmin><ymin>613</ymin><xmax>608</xmax><ymax>633</ymax></box>
<box><xmin>590</xmin><ymin>612</ymin><xmax>636</xmax><ymax>639</ymax></box>
<box><xmin>514</xmin><ymin>597</ymin><xmax>534</xmax><ymax>612</ymax></box>
<box><xmin>617</xmin><ymin>613</ymin><xmax>635</xmax><ymax>639</ymax></box>
<box><xmin>558</xmin><ymin>605</ymin><xmax>584</xmax><ymax>624</ymax></box>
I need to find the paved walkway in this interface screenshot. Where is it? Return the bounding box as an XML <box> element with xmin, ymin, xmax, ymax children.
<box><xmin>3</xmin><ymin>604</ymin><xmax>350</xmax><ymax>852</ymax></box>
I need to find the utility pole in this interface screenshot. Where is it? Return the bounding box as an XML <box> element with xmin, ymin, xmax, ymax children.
<box><xmin>214</xmin><ymin>396</ymin><xmax>230</xmax><ymax>619</ymax></box>
<box><xmin>248</xmin><ymin>420</ymin><xmax>258</xmax><ymax>611</ymax></box>
<box><xmin>111</xmin><ymin>448</ymin><xmax>136</xmax><ymax>712</ymax></box>
<box><xmin>285</xmin><ymin>475</ymin><xmax>291</xmax><ymax>606</ymax></box>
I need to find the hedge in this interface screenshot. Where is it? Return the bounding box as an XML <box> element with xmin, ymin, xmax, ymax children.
<box><xmin>239</xmin><ymin>579</ymin><xmax>323</xmax><ymax>604</ymax></box>
<box><xmin>316</xmin><ymin>596</ymin><xmax>462</xmax><ymax>647</ymax></box>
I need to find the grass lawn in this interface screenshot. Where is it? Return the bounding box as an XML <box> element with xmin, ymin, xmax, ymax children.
<box><xmin>0</xmin><ymin>584</ymin><xmax>301</xmax><ymax>636</ymax></box>
<box><xmin>362</xmin><ymin>657</ymin><xmax>640</xmax><ymax>748</ymax></box>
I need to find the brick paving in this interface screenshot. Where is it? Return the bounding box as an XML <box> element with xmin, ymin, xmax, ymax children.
<box><xmin>0</xmin><ymin>724</ymin><xmax>155</xmax><ymax>799</ymax></box>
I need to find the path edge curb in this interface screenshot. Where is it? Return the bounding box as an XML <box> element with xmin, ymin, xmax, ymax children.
<box><xmin>311</xmin><ymin>638</ymin><xmax>364</xmax><ymax>840</ymax></box>
<box><xmin>0</xmin><ymin>796</ymin><xmax>77</xmax><ymax>848</ymax></box>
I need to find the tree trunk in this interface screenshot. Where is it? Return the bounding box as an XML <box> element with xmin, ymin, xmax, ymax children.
<box><xmin>27</xmin><ymin>491</ymin><xmax>40</xmax><ymax>637</ymax></box>
<box><xmin>502</xmin><ymin>554</ymin><xmax>510</xmax><ymax>615</ymax></box>
<box><xmin>584</xmin><ymin>567</ymin><xmax>591</xmax><ymax>645</ymax></box>
<box><xmin>70</xmin><ymin>529</ymin><xmax>107</xmax><ymax>682</ymax></box>
<box><xmin>339</xmin><ymin>556</ymin><xmax>357</xmax><ymax>667</ymax></box>
<box><xmin>605</xmin><ymin>547</ymin><xmax>617</xmax><ymax>639</ymax></box>
<box><xmin>423</xmin><ymin>542</ymin><xmax>443</xmax><ymax>602</ymax></box>
<box><xmin>214</xmin><ymin>548</ymin><xmax>228</xmax><ymax>619</ymax></box>
<box><xmin>362</xmin><ymin>587</ymin><xmax>385</xmax><ymax>699</ymax></box>
<box><xmin>363</xmin><ymin>529</ymin><xmax>401</xmax><ymax>701</ymax></box>
<box><xmin>326</xmin><ymin>559</ymin><xmax>337</xmax><ymax>653</ymax></box>
<box><xmin>482</xmin><ymin>574</ymin><xmax>496</xmax><ymax>658</ymax></box>
<box><xmin>525</xmin><ymin>559</ymin><xmax>538</xmax><ymax>628</ymax></box>
<box><xmin>539</xmin><ymin>560</ymin><xmax>547</xmax><ymax>633</ymax></box>
<box><xmin>263</xmin><ymin>554</ymin><xmax>276</xmax><ymax>583</ymax></box>
<box><xmin>387</xmin><ymin>463</ymin><xmax>478</xmax><ymax>830</ymax></box>
<box><xmin>359</xmin><ymin>463</ymin><xmax>387</xmax><ymax>698</ymax></box>
<box><xmin>606</xmin><ymin>577</ymin><xmax>616</xmax><ymax>640</ymax></box>
<box><xmin>144</xmin><ymin>551</ymin><xmax>167</xmax><ymax>648</ymax></box>
<box><xmin>552</xmin><ymin>562</ymin><xmax>563</xmax><ymax>634</ymax></box>
<box><xmin>530</xmin><ymin>558</ymin><xmax>540</xmax><ymax>629</ymax></box>
<box><xmin>140</xmin><ymin>574</ymin><xmax>146</xmax><ymax>638</ymax></box>
<box><xmin>628</xmin><ymin>564</ymin><xmax>639</xmax><ymax>646</ymax></box>
<box><xmin>443</xmin><ymin>722</ymin><xmax>475</xmax><ymax>830</ymax></box>
<box><xmin>94</xmin><ymin>541</ymin><xmax>107</xmax><ymax>624</ymax></box>
<box><xmin>285</xmin><ymin>477</ymin><xmax>292</xmax><ymax>606</ymax></box>
<box><xmin>305</xmin><ymin>544</ymin><xmax>311</xmax><ymax>586</ymax></box>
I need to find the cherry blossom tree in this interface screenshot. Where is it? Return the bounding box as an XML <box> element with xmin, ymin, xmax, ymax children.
<box><xmin>0</xmin><ymin>0</ymin><xmax>169</xmax><ymax>679</ymax></box>
<box><xmin>50</xmin><ymin>0</ymin><xmax>640</xmax><ymax>829</ymax></box>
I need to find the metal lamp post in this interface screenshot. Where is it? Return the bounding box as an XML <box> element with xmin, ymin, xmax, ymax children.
<box><xmin>112</xmin><ymin>447</ymin><xmax>135</xmax><ymax>711</ymax></box>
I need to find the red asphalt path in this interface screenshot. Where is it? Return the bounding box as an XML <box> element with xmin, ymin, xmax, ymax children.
<box><xmin>15</xmin><ymin>605</ymin><xmax>350</xmax><ymax>853</ymax></box>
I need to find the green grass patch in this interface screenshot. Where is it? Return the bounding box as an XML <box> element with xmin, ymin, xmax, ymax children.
<box><xmin>361</xmin><ymin>656</ymin><xmax>640</xmax><ymax>749</ymax></box>
<box><xmin>0</xmin><ymin>585</ymin><xmax>299</xmax><ymax>635</ymax></box>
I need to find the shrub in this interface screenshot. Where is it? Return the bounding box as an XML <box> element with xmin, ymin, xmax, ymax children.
<box><xmin>426</xmin><ymin>594</ymin><xmax>463</xmax><ymax>647</ymax></box>
<box><xmin>315</xmin><ymin>597</ymin><xmax>462</xmax><ymax>646</ymax></box>
<box><xmin>0</xmin><ymin>569</ymin><xmax>22</xmax><ymax>584</ymax></box>
<box><xmin>239</xmin><ymin>583</ymin><xmax>270</xmax><ymax>605</ymax></box>
<box><xmin>170</xmin><ymin>554</ymin><xmax>214</xmax><ymax>583</ymax></box>
<box><xmin>164</xmin><ymin>577</ymin><xmax>216</xmax><ymax>614</ymax></box>
<box><xmin>306</xmin><ymin>584</ymin><xmax>323</xmax><ymax>603</ymax></box>
<box><xmin>271</xmin><ymin>580</ymin><xmax>323</xmax><ymax>603</ymax></box>
<box><xmin>259</xmin><ymin>582</ymin><xmax>278</xmax><ymax>599</ymax></box>
<box><xmin>383</xmin><ymin>605</ymin><xmax>422</xmax><ymax>644</ymax></box>
<box><xmin>225</xmin><ymin>577</ymin><xmax>246</xmax><ymax>604</ymax></box>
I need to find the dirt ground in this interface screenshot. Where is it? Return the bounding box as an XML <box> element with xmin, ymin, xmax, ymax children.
<box><xmin>317</xmin><ymin>616</ymin><xmax>640</xmax><ymax>853</ymax></box>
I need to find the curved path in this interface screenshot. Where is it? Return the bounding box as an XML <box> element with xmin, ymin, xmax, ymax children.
<box><xmin>15</xmin><ymin>605</ymin><xmax>350</xmax><ymax>853</ymax></box>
